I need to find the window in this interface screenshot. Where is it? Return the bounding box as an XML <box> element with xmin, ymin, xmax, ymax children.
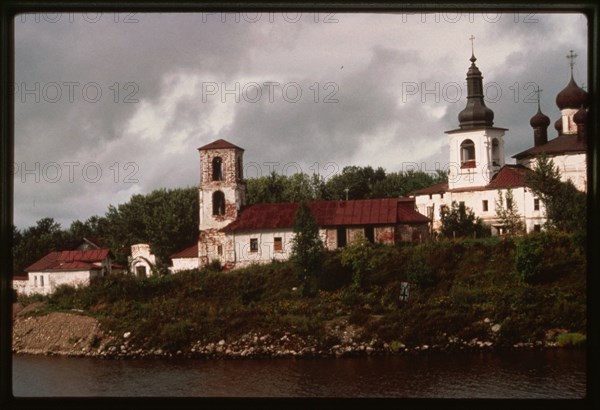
<box><xmin>250</xmin><ymin>238</ymin><xmax>258</xmax><ymax>252</ymax></box>
<box><xmin>274</xmin><ymin>237</ymin><xmax>283</xmax><ymax>252</ymax></box>
<box><xmin>136</xmin><ymin>266</ymin><xmax>147</xmax><ymax>278</ymax></box>
<box><xmin>429</xmin><ymin>194</ymin><xmax>433</xmax><ymax>199</ymax></box>
<box><xmin>212</xmin><ymin>191</ymin><xmax>225</xmax><ymax>216</ymax></box>
<box><xmin>533</xmin><ymin>224</ymin><xmax>541</xmax><ymax>232</ymax></box>
<box><xmin>534</xmin><ymin>198</ymin><xmax>540</xmax><ymax>211</ymax></box>
<box><xmin>212</xmin><ymin>157</ymin><xmax>223</xmax><ymax>181</ymax></box>
<box><xmin>40</xmin><ymin>275</ymin><xmax>44</xmax><ymax>287</ymax></box>
<box><xmin>217</xmin><ymin>245</ymin><xmax>223</xmax><ymax>256</ymax></box>
<box><xmin>426</xmin><ymin>206</ymin><xmax>434</xmax><ymax>220</ymax></box>
<box><xmin>460</xmin><ymin>139</ymin><xmax>476</xmax><ymax>167</ymax></box>
<box><xmin>440</xmin><ymin>193</ymin><xmax>444</xmax><ymax>199</ymax></box>
<box><xmin>364</xmin><ymin>227</ymin><xmax>375</xmax><ymax>243</ymax></box>
<box><xmin>34</xmin><ymin>275</ymin><xmax>37</xmax><ymax>287</ymax></box>
<box><xmin>482</xmin><ymin>200</ymin><xmax>488</xmax><ymax>212</ymax></box>
<box><xmin>459</xmin><ymin>201</ymin><xmax>465</xmax><ymax>208</ymax></box>
<box><xmin>336</xmin><ymin>228</ymin><xmax>347</xmax><ymax>248</ymax></box>
<box><xmin>491</xmin><ymin>138</ymin><xmax>500</xmax><ymax>166</ymax></box>
<box><xmin>507</xmin><ymin>200</ymin><xmax>513</xmax><ymax>211</ymax></box>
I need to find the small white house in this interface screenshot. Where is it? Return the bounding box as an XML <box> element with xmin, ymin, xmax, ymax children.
<box><xmin>16</xmin><ymin>249</ymin><xmax>112</xmax><ymax>296</ymax></box>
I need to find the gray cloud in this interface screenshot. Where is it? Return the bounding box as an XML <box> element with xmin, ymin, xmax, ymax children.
<box><xmin>12</xmin><ymin>12</ymin><xmax>588</xmax><ymax>228</ymax></box>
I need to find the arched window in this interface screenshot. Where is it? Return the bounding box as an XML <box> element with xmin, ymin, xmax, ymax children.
<box><xmin>212</xmin><ymin>157</ymin><xmax>223</xmax><ymax>181</ymax></box>
<box><xmin>212</xmin><ymin>191</ymin><xmax>225</xmax><ymax>216</ymax></box>
<box><xmin>491</xmin><ymin>138</ymin><xmax>500</xmax><ymax>166</ymax></box>
<box><xmin>460</xmin><ymin>139</ymin><xmax>476</xmax><ymax>167</ymax></box>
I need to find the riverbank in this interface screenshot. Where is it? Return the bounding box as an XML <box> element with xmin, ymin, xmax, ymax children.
<box><xmin>14</xmin><ymin>234</ymin><xmax>586</xmax><ymax>359</ymax></box>
<box><xmin>12</xmin><ymin>305</ymin><xmax>583</xmax><ymax>360</ymax></box>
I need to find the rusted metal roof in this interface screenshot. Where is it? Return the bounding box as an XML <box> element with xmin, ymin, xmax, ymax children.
<box><xmin>486</xmin><ymin>164</ymin><xmax>531</xmax><ymax>189</ymax></box>
<box><xmin>57</xmin><ymin>249</ymin><xmax>110</xmax><ymax>263</ymax></box>
<box><xmin>56</xmin><ymin>261</ymin><xmax>101</xmax><ymax>270</ymax></box>
<box><xmin>222</xmin><ymin>198</ymin><xmax>428</xmax><ymax>232</ymax></box>
<box><xmin>197</xmin><ymin>139</ymin><xmax>244</xmax><ymax>151</ymax></box>
<box><xmin>25</xmin><ymin>249</ymin><xmax>110</xmax><ymax>272</ymax></box>
<box><xmin>170</xmin><ymin>243</ymin><xmax>198</xmax><ymax>259</ymax></box>
<box><xmin>513</xmin><ymin>134</ymin><xmax>586</xmax><ymax>160</ymax></box>
<box><xmin>411</xmin><ymin>182</ymin><xmax>449</xmax><ymax>196</ymax></box>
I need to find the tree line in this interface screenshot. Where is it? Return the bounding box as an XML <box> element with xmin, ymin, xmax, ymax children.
<box><xmin>12</xmin><ymin>166</ymin><xmax>447</xmax><ymax>275</ymax></box>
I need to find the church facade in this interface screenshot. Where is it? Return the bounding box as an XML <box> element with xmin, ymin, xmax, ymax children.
<box><xmin>170</xmin><ymin>139</ymin><xmax>430</xmax><ymax>271</ymax></box>
<box><xmin>170</xmin><ymin>47</ymin><xmax>588</xmax><ymax>271</ymax></box>
<box><xmin>412</xmin><ymin>50</ymin><xmax>588</xmax><ymax>236</ymax></box>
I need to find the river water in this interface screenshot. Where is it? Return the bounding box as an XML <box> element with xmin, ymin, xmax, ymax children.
<box><xmin>12</xmin><ymin>350</ymin><xmax>586</xmax><ymax>398</ymax></box>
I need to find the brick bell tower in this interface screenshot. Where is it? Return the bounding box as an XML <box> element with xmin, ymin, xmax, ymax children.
<box><xmin>197</xmin><ymin>139</ymin><xmax>245</xmax><ymax>267</ymax></box>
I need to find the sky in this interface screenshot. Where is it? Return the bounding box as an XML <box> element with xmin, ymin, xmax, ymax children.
<box><xmin>12</xmin><ymin>11</ymin><xmax>588</xmax><ymax>229</ymax></box>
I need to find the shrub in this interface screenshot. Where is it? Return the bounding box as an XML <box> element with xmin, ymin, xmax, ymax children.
<box><xmin>340</xmin><ymin>236</ymin><xmax>374</xmax><ymax>290</ymax></box>
<box><xmin>207</xmin><ymin>259</ymin><xmax>222</xmax><ymax>272</ymax></box>
<box><xmin>515</xmin><ymin>231</ymin><xmax>581</xmax><ymax>284</ymax></box>
<box><xmin>318</xmin><ymin>252</ymin><xmax>352</xmax><ymax>291</ymax></box>
<box><xmin>556</xmin><ymin>332</ymin><xmax>586</xmax><ymax>348</ymax></box>
<box><xmin>406</xmin><ymin>253</ymin><xmax>436</xmax><ymax>289</ymax></box>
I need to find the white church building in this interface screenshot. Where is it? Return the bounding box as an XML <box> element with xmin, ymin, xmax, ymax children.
<box><xmin>412</xmin><ymin>49</ymin><xmax>587</xmax><ymax>235</ymax></box>
<box><xmin>168</xmin><ymin>47</ymin><xmax>588</xmax><ymax>272</ymax></box>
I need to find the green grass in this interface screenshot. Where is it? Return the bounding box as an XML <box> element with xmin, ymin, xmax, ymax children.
<box><xmin>18</xmin><ymin>232</ymin><xmax>586</xmax><ymax>353</ymax></box>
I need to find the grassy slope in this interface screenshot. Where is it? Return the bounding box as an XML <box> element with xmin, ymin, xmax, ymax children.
<box><xmin>20</xmin><ymin>232</ymin><xmax>586</xmax><ymax>353</ymax></box>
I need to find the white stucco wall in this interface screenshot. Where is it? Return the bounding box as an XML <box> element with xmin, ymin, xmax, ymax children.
<box><xmin>21</xmin><ymin>269</ymin><xmax>100</xmax><ymax>296</ymax></box>
<box><xmin>227</xmin><ymin>229</ymin><xmax>296</xmax><ymax>268</ymax></box>
<box><xmin>447</xmin><ymin>128</ymin><xmax>506</xmax><ymax>190</ymax></box>
<box><xmin>415</xmin><ymin>186</ymin><xmax>545</xmax><ymax>235</ymax></box>
<box><xmin>170</xmin><ymin>257</ymin><xmax>200</xmax><ymax>273</ymax></box>
<box><xmin>130</xmin><ymin>244</ymin><xmax>156</xmax><ymax>277</ymax></box>
<box><xmin>518</xmin><ymin>152</ymin><xmax>587</xmax><ymax>192</ymax></box>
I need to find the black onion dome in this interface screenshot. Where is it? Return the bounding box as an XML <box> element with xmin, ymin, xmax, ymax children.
<box><xmin>554</xmin><ymin>117</ymin><xmax>563</xmax><ymax>132</ymax></box>
<box><xmin>530</xmin><ymin>108</ymin><xmax>551</xmax><ymax>128</ymax></box>
<box><xmin>573</xmin><ymin>105</ymin><xmax>587</xmax><ymax>124</ymax></box>
<box><xmin>458</xmin><ymin>54</ymin><xmax>495</xmax><ymax>128</ymax></box>
<box><xmin>556</xmin><ymin>76</ymin><xmax>588</xmax><ymax>110</ymax></box>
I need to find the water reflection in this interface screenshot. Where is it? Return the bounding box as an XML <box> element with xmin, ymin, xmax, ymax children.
<box><xmin>13</xmin><ymin>350</ymin><xmax>586</xmax><ymax>398</ymax></box>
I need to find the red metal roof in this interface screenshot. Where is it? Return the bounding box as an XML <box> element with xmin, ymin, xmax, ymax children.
<box><xmin>57</xmin><ymin>249</ymin><xmax>110</xmax><ymax>263</ymax></box>
<box><xmin>171</xmin><ymin>243</ymin><xmax>199</xmax><ymax>259</ymax></box>
<box><xmin>197</xmin><ymin>139</ymin><xmax>244</xmax><ymax>151</ymax></box>
<box><xmin>25</xmin><ymin>249</ymin><xmax>110</xmax><ymax>272</ymax></box>
<box><xmin>411</xmin><ymin>182</ymin><xmax>448</xmax><ymax>196</ymax></box>
<box><xmin>513</xmin><ymin>134</ymin><xmax>586</xmax><ymax>160</ymax></box>
<box><xmin>57</xmin><ymin>261</ymin><xmax>101</xmax><ymax>270</ymax></box>
<box><xmin>486</xmin><ymin>164</ymin><xmax>531</xmax><ymax>189</ymax></box>
<box><xmin>222</xmin><ymin>198</ymin><xmax>428</xmax><ymax>232</ymax></box>
<box><xmin>24</xmin><ymin>252</ymin><xmax>60</xmax><ymax>272</ymax></box>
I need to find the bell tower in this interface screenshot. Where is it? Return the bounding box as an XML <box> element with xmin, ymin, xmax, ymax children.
<box><xmin>446</xmin><ymin>37</ymin><xmax>508</xmax><ymax>190</ymax></box>
<box><xmin>197</xmin><ymin>139</ymin><xmax>245</xmax><ymax>266</ymax></box>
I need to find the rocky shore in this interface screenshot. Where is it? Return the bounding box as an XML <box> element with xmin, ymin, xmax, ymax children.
<box><xmin>12</xmin><ymin>304</ymin><xmax>571</xmax><ymax>360</ymax></box>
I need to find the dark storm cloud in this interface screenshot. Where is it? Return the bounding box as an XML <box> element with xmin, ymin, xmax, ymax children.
<box><xmin>216</xmin><ymin>46</ymin><xmax>422</xmax><ymax>172</ymax></box>
<box><xmin>12</xmin><ymin>12</ymin><xmax>588</xmax><ymax>228</ymax></box>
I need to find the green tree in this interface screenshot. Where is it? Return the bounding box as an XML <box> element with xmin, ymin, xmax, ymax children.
<box><xmin>291</xmin><ymin>201</ymin><xmax>325</xmax><ymax>296</ymax></box>
<box><xmin>324</xmin><ymin>165</ymin><xmax>386</xmax><ymax>200</ymax></box>
<box><xmin>12</xmin><ymin>217</ymin><xmax>66</xmax><ymax>275</ymax></box>
<box><xmin>526</xmin><ymin>154</ymin><xmax>586</xmax><ymax>236</ymax></box>
<box><xmin>340</xmin><ymin>235</ymin><xmax>374</xmax><ymax>290</ymax></box>
<box><xmin>495</xmin><ymin>189</ymin><xmax>525</xmax><ymax>236</ymax></box>
<box><xmin>440</xmin><ymin>201</ymin><xmax>489</xmax><ymax>239</ymax></box>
